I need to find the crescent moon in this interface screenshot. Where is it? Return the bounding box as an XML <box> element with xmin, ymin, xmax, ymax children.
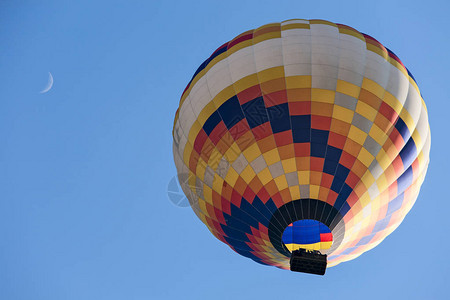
<box><xmin>40</xmin><ymin>72</ymin><xmax>53</xmax><ymax>94</ymax></box>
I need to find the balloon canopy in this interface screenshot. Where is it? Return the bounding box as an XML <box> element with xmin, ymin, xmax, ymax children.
<box><xmin>172</xmin><ymin>19</ymin><xmax>430</xmax><ymax>270</ymax></box>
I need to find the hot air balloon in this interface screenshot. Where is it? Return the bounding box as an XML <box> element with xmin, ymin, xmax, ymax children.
<box><xmin>172</xmin><ymin>19</ymin><xmax>430</xmax><ymax>275</ymax></box>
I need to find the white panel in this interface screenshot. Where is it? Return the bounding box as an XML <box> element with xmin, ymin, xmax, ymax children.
<box><xmin>364</xmin><ymin>51</ymin><xmax>390</xmax><ymax>89</ymax></box>
<box><xmin>205</xmin><ymin>57</ymin><xmax>233</xmax><ymax>99</ymax></box>
<box><xmin>310</xmin><ymin>23</ymin><xmax>338</xmax><ymax>37</ymax></box>
<box><xmin>281</xmin><ymin>19</ymin><xmax>309</xmax><ymax>26</ymax></box>
<box><xmin>227</xmin><ymin>46</ymin><xmax>257</xmax><ymax>83</ymax></box>
<box><xmin>367</xmin><ymin>183</ymin><xmax>380</xmax><ymax>199</ymax></box>
<box><xmin>253</xmin><ymin>38</ymin><xmax>284</xmax><ymax>72</ymax></box>
<box><xmin>403</xmin><ymin>84</ymin><xmax>422</xmax><ymax>125</ymax></box>
<box><xmin>190</xmin><ymin>77</ymin><xmax>212</xmax><ymax>117</ymax></box>
<box><xmin>284</xmin><ymin>64</ymin><xmax>312</xmax><ymax>77</ymax></box>
<box><xmin>385</xmin><ymin>65</ymin><xmax>409</xmax><ymax>105</ymax></box>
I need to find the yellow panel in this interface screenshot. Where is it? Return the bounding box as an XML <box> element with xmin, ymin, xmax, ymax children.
<box><xmin>348</xmin><ymin>125</ymin><xmax>367</xmax><ymax>145</ymax></box>
<box><xmin>195</xmin><ymin>158</ymin><xmax>208</xmax><ymax>181</ymax></box>
<box><xmin>281</xmin><ymin>23</ymin><xmax>310</xmax><ymax>30</ymax></box>
<box><xmin>182</xmin><ymin>143</ymin><xmax>193</xmax><ymax>166</ymax></box>
<box><xmin>252</xmin><ymin>31</ymin><xmax>281</xmax><ymax>44</ymax></box>
<box><xmin>357</xmin><ymin>147</ymin><xmax>374</xmax><ymax>168</ymax></box>
<box><xmin>203</xmin><ymin>185</ymin><xmax>213</xmax><ymax>204</ymax></box>
<box><xmin>411</xmin><ymin>129</ymin><xmax>423</xmax><ymax>151</ymax></box>
<box><xmin>212</xmin><ymin>85</ymin><xmax>236</xmax><ymax>108</ymax></box>
<box><xmin>274</xmin><ymin>175</ymin><xmax>289</xmax><ymax>190</ymax></box>
<box><xmin>263</xmin><ymin>148</ymin><xmax>281</xmax><ymax>166</ymax></box>
<box><xmin>336</xmin><ymin>80</ymin><xmax>360</xmax><ymax>98</ymax></box>
<box><xmin>188</xmin><ymin>120</ymin><xmax>202</xmax><ymax>144</ymax></box>
<box><xmin>366</xmin><ymin>44</ymin><xmax>388</xmax><ymax>61</ymax></box>
<box><xmin>282</xmin><ymin>158</ymin><xmax>296</xmax><ymax>173</ymax></box>
<box><xmin>382</xmin><ymin>92</ymin><xmax>403</xmax><ymax>115</ymax></box>
<box><xmin>215</xmin><ymin>172</ymin><xmax>228</xmax><ymax>191</ymax></box>
<box><xmin>285</xmin><ymin>75</ymin><xmax>311</xmax><ymax>89</ymax></box>
<box><xmin>226</xmin><ymin>39</ymin><xmax>253</xmax><ymax>56</ymax></box>
<box><xmin>375</xmin><ymin>148</ymin><xmax>391</xmax><ymax>170</ymax></box>
<box><xmin>289</xmin><ymin>186</ymin><xmax>300</xmax><ymax>200</ymax></box>
<box><xmin>361</xmin><ymin>78</ymin><xmax>385</xmax><ymax>99</ymax></box>
<box><xmin>398</xmin><ymin>109</ymin><xmax>415</xmax><ymax>135</ymax></box>
<box><xmin>243</xmin><ymin>143</ymin><xmax>262</xmax><ymax>162</ymax></box>
<box><xmin>311</xmin><ymin>89</ymin><xmax>335</xmax><ymax>104</ymax></box>
<box><xmin>375</xmin><ymin>173</ymin><xmax>388</xmax><ymax>192</ymax></box>
<box><xmin>198</xmin><ymin>198</ymin><xmax>209</xmax><ymax>216</ymax></box>
<box><xmin>240</xmin><ymin>164</ymin><xmax>257</xmax><ymax>184</ymax></box>
<box><xmin>355</xmin><ymin>101</ymin><xmax>377</xmax><ymax>121</ymax></box>
<box><xmin>258</xmin><ymin>66</ymin><xmax>285</xmax><ymax>83</ymax></box>
<box><xmin>310</xmin><ymin>19</ymin><xmax>337</xmax><ymax>27</ymax></box>
<box><xmin>310</xmin><ymin>184</ymin><xmax>320</xmax><ymax>199</ymax></box>
<box><xmin>360</xmin><ymin>172</ymin><xmax>375</xmax><ymax>190</ymax></box>
<box><xmin>258</xmin><ymin>167</ymin><xmax>273</xmax><ymax>185</ymax></box>
<box><xmin>338</xmin><ymin>28</ymin><xmax>365</xmax><ymax>41</ymax></box>
<box><xmin>225</xmin><ymin>143</ymin><xmax>241</xmax><ymax>162</ymax></box>
<box><xmin>320</xmin><ymin>241</ymin><xmax>333</xmax><ymax>249</ymax></box>
<box><xmin>208</xmin><ymin>149</ymin><xmax>222</xmax><ymax>170</ymax></box>
<box><xmin>197</xmin><ymin>102</ymin><xmax>217</xmax><ymax>126</ymax></box>
<box><xmin>298</xmin><ymin>171</ymin><xmax>310</xmax><ymax>184</ymax></box>
<box><xmin>332</xmin><ymin>105</ymin><xmax>354</xmax><ymax>123</ymax></box>
<box><xmin>233</xmin><ymin>73</ymin><xmax>260</xmax><ymax>94</ymax></box>
<box><xmin>369</xmin><ymin>124</ymin><xmax>387</xmax><ymax>146</ymax></box>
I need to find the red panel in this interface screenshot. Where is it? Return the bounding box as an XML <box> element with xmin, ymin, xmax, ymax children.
<box><xmin>229</xmin><ymin>119</ymin><xmax>251</xmax><ymax>140</ymax></box>
<box><xmin>294</xmin><ymin>143</ymin><xmax>310</xmax><ymax>157</ymax></box>
<box><xmin>274</xmin><ymin>130</ymin><xmax>293</xmax><ymax>147</ymax></box>
<box><xmin>339</xmin><ymin>151</ymin><xmax>357</xmax><ymax>169</ymax></box>
<box><xmin>320</xmin><ymin>232</ymin><xmax>333</xmax><ymax>242</ymax></box>
<box><xmin>379</xmin><ymin>102</ymin><xmax>398</xmax><ymax>125</ymax></box>
<box><xmin>209</xmin><ymin>121</ymin><xmax>228</xmax><ymax>145</ymax></box>
<box><xmin>252</xmin><ymin>122</ymin><xmax>273</xmax><ymax>140</ymax></box>
<box><xmin>310</xmin><ymin>157</ymin><xmax>324</xmax><ymax>171</ymax></box>
<box><xmin>289</xmin><ymin>101</ymin><xmax>311</xmax><ymax>115</ymax></box>
<box><xmin>321</xmin><ymin>173</ymin><xmax>334</xmax><ymax>188</ymax></box>
<box><xmin>328</xmin><ymin>132</ymin><xmax>347</xmax><ymax>149</ymax></box>
<box><xmin>193</xmin><ymin>129</ymin><xmax>208</xmax><ymax>153</ymax></box>
<box><xmin>311</xmin><ymin>115</ymin><xmax>332</xmax><ymax>130</ymax></box>
<box><xmin>237</xmin><ymin>85</ymin><xmax>262</xmax><ymax>105</ymax></box>
<box><xmin>263</xmin><ymin>90</ymin><xmax>288</xmax><ymax>107</ymax></box>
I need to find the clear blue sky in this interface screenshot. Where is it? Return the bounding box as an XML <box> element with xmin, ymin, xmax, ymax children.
<box><xmin>1</xmin><ymin>1</ymin><xmax>449</xmax><ymax>299</ymax></box>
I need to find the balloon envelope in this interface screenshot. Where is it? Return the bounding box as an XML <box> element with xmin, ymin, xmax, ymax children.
<box><xmin>172</xmin><ymin>19</ymin><xmax>430</xmax><ymax>269</ymax></box>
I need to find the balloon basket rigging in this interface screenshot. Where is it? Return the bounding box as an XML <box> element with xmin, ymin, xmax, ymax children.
<box><xmin>290</xmin><ymin>249</ymin><xmax>327</xmax><ymax>275</ymax></box>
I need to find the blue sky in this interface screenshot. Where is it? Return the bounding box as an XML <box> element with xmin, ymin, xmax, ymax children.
<box><xmin>1</xmin><ymin>1</ymin><xmax>449</xmax><ymax>299</ymax></box>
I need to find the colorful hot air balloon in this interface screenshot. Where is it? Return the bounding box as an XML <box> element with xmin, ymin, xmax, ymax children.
<box><xmin>172</xmin><ymin>19</ymin><xmax>430</xmax><ymax>273</ymax></box>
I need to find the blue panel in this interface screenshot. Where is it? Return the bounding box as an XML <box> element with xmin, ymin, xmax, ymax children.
<box><xmin>372</xmin><ymin>216</ymin><xmax>392</xmax><ymax>233</ymax></box>
<box><xmin>291</xmin><ymin>115</ymin><xmax>311</xmax><ymax>143</ymax></box>
<box><xmin>386</xmin><ymin>193</ymin><xmax>404</xmax><ymax>216</ymax></box>
<box><xmin>323</xmin><ymin>159</ymin><xmax>338</xmax><ymax>175</ymax></box>
<box><xmin>335</xmin><ymin>164</ymin><xmax>350</xmax><ymax>180</ymax></box>
<box><xmin>325</xmin><ymin>146</ymin><xmax>342</xmax><ymax>162</ymax></box>
<box><xmin>334</xmin><ymin>184</ymin><xmax>352</xmax><ymax>211</ymax></box>
<box><xmin>399</xmin><ymin>138</ymin><xmax>417</xmax><ymax>169</ymax></box>
<box><xmin>331</xmin><ymin>177</ymin><xmax>345</xmax><ymax>193</ymax></box>
<box><xmin>240</xmin><ymin>198</ymin><xmax>270</xmax><ymax>226</ymax></box>
<box><xmin>397</xmin><ymin>166</ymin><xmax>414</xmax><ymax>195</ymax></box>
<box><xmin>282</xmin><ymin>219</ymin><xmax>329</xmax><ymax>245</ymax></box>
<box><xmin>311</xmin><ymin>129</ymin><xmax>329</xmax><ymax>144</ymax></box>
<box><xmin>241</xmin><ymin>96</ymin><xmax>269</xmax><ymax>128</ymax></box>
<box><xmin>394</xmin><ymin>117</ymin><xmax>410</xmax><ymax>141</ymax></box>
<box><xmin>267</xmin><ymin>103</ymin><xmax>291</xmax><ymax>133</ymax></box>
<box><xmin>203</xmin><ymin>110</ymin><xmax>222</xmax><ymax>135</ymax></box>
<box><xmin>230</xmin><ymin>203</ymin><xmax>259</xmax><ymax>229</ymax></box>
<box><xmin>356</xmin><ymin>234</ymin><xmax>375</xmax><ymax>246</ymax></box>
<box><xmin>311</xmin><ymin>142</ymin><xmax>327</xmax><ymax>158</ymax></box>
<box><xmin>218</xmin><ymin>96</ymin><xmax>245</xmax><ymax>129</ymax></box>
